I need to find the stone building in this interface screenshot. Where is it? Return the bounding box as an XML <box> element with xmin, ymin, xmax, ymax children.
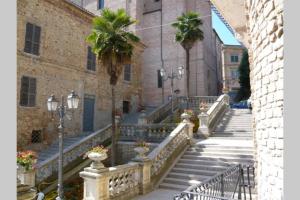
<box><xmin>246</xmin><ymin>0</ymin><xmax>284</xmax><ymax>199</ymax></box>
<box><xmin>212</xmin><ymin>29</ymin><xmax>224</xmax><ymax>95</ymax></box>
<box><xmin>17</xmin><ymin>0</ymin><xmax>144</xmax><ymax>151</ymax></box>
<box><xmin>211</xmin><ymin>0</ymin><xmax>284</xmax><ymax>199</ymax></box>
<box><xmin>221</xmin><ymin>44</ymin><xmax>245</xmax><ymax>101</ymax></box>
<box><xmin>74</xmin><ymin>0</ymin><xmax>219</xmax><ymax>107</ymax></box>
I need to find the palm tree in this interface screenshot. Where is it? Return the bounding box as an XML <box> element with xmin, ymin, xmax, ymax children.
<box><xmin>172</xmin><ymin>12</ymin><xmax>204</xmax><ymax>98</ymax></box>
<box><xmin>86</xmin><ymin>8</ymin><xmax>140</xmax><ymax>166</ymax></box>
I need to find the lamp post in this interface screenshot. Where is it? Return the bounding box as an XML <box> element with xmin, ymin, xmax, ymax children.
<box><xmin>47</xmin><ymin>91</ymin><xmax>80</xmax><ymax>200</ymax></box>
<box><xmin>160</xmin><ymin>66</ymin><xmax>184</xmax><ymax>113</ymax></box>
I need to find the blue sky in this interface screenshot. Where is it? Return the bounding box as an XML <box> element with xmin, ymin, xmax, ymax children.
<box><xmin>211</xmin><ymin>10</ymin><xmax>241</xmax><ymax>46</ymax></box>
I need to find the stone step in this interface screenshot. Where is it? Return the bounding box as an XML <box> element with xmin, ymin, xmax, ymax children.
<box><xmin>167</xmin><ymin>172</ymin><xmax>211</xmax><ymax>181</ymax></box>
<box><xmin>159</xmin><ymin>182</ymin><xmax>187</xmax><ymax>191</ymax></box>
<box><xmin>175</xmin><ymin>163</ymin><xmax>229</xmax><ymax>172</ymax></box>
<box><xmin>188</xmin><ymin>147</ymin><xmax>254</xmax><ymax>154</ymax></box>
<box><xmin>194</xmin><ymin>144</ymin><xmax>254</xmax><ymax>150</ymax></box>
<box><xmin>162</xmin><ymin>177</ymin><xmax>202</xmax><ymax>187</ymax></box>
<box><xmin>209</xmin><ymin>136</ymin><xmax>253</xmax><ymax>140</ymax></box>
<box><xmin>184</xmin><ymin>151</ymin><xmax>254</xmax><ymax>159</ymax></box>
<box><xmin>171</xmin><ymin>167</ymin><xmax>217</xmax><ymax>177</ymax></box>
<box><xmin>178</xmin><ymin>158</ymin><xmax>232</xmax><ymax>167</ymax></box>
<box><xmin>182</xmin><ymin>155</ymin><xmax>254</xmax><ymax>163</ymax></box>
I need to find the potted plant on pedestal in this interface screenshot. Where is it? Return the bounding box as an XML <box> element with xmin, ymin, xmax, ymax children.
<box><xmin>84</xmin><ymin>145</ymin><xmax>108</xmax><ymax>170</ymax></box>
<box><xmin>17</xmin><ymin>150</ymin><xmax>37</xmax><ymax>186</ymax></box>
<box><xmin>133</xmin><ymin>140</ymin><xmax>150</xmax><ymax>161</ymax></box>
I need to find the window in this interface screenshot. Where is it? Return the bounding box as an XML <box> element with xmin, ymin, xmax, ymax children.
<box><xmin>31</xmin><ymin>130</ymin><xmax>42</xmax><ymax>143</ymax></box>
<box><xmin>87</xmin><ymin>46</ymin><xmax>96</xmax><ymax>71</ymax></box>
<box><xmin>24</xmin><ymin>23</ymin><xmax>41</xmax><ymax>55</ymax></box>
<box><xmin>20</xmin><ymin>76</ymin><xmax>36</xmax><ymax>107</ymax></box>
<box><xmin>123</xmin><ymin>101</ymin><xmax>130</xmax><ymax>113</ymax></box>
<box><xmin>230</xmin><ymin>54</ymin><xmax>239</xmax><ymax>63</ymax></box>
<box><xmin>157</xmin><ymin>70</ymin><xmax>162</xmax><ymax>88</ymax></box>
<box><xmin>98</xmin><ymin>0</ymin><xmax>104</xmax><ymax>9</ymax></box>
<box><xmin>124</xmin><ymin>64</ymin><xmax>131</xmax><ymax>81</ymax></box>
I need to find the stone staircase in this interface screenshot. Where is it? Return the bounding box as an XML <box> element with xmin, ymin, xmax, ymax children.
<box><xmin>37</xmin><ymin>133</ymin><xmax>91</xmax><ymax>164</ymax></box>
<box><xmin>159</xmin><ymin>109</ymin><xmax>255</xmax><ymax>193</ymax></box>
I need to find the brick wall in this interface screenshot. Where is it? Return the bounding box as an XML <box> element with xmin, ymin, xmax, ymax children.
<box><xmin>17</xmin><ymin>0</ymin><xmax>143</xmax><ymax>151</ymax></box>
<box><xmin>246</xmin><ymin>0</ymin><xmax>284</xmax><ymax>199</ymax></box>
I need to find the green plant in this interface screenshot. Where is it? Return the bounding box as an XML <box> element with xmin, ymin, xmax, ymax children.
<box><xmin>135</xmin><ymin>140</ymin><xmax>150</xmax><ymax>148</ymax></box>
<box><xmin>172</xmin><ymin>12</ymin><xmax>204</xmax><ymax>97</ymax></box>
<box><xmin>17</xmin><ymin>150</ymin><xmax>37</xmax><ymax>171</ymax></box>
<box><xmin>86</xmin><ymin>8</ymin><xmax>140</xmax><ymax>166</ymax></box>
<box><xmin>83</xmin><ymin>145</ymin><xmax>108</xmax><ymax>159</ymax></box>
<box><xmin>235</xmin><ymin>50</ymin><xmax>251</xmax><ymax>102</ymax></box>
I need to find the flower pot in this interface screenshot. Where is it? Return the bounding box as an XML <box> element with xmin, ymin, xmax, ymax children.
<box><xmin>88</xmin><ymin>152</ymin><xmax>107</xmax><ymax>170</ymax></box>
<box><xmin>134</xmin><ymin>147</ymin><xmax>149</xmax><ymax>161</ymax></box>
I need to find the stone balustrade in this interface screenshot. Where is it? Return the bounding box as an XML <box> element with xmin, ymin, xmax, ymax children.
<box><xmin>148</xmin><ymin>122</ymin><xmax>191</xmax><ymax>185</ymax></box>
<box><xmin>197</xmin><ymin>94</ymin><xmax>230</xmax><ymax>138</ymax></box>
<box><xmin>80</xmin><ymin>113</ymin><xmax>194</xmax><ymax>200</ymax></box>
<box><xmin>119</xmin><ymin>123</ymin><xmax>177</xmax><ymax>142</ymax></box>
<box><xmin>145</xmin><ymin>96</ymin><xmax>219</xmax><ymax>124</ymax></box>
<box><xmin>36</xmin><ymin>124</ymin><xmax>112</xmax><ymax>183</ymax></box>
<box><xmin>178</xmin><ymin>96</ymin><xmax>219</xmax><ymax>113</ymax></box>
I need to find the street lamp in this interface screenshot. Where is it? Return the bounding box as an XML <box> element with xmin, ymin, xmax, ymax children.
<box><xmin>47</xmin><ymin>90</ymin><xmax>79</xmax><ymax>200</ymax></box>
<box><xmin>160</xmin><ymin>66</ymin><xmax>184</xmax><ymax>113</ymax></box>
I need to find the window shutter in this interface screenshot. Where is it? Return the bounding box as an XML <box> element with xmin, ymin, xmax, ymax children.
<box><xmin>20</xmin><ymin>76</ymin><xmax>36</xmax><ymax>107</ymax></box>
<box><xmin>24</xmin><ymin>23</ymin><xmax>33</xmax><ymax>53</ymax></box>
<box><xmin>87</xmin><ymin>46</ymin><xmax>96</xmax><ymax>71</ymax></box>
<box><xmin>32</xmin><ymin>26</ymin><xmax>41</xmax><ymax>55</ymax></box>
<box><xmin>124</xmin><ymin>64</ymin><xmax>131</xmax><ymax>81</ymax></box>
<box><xmin>24</xmin><ymin>23</ymin><xmax>41</xmax><ymax>55</ymax></box>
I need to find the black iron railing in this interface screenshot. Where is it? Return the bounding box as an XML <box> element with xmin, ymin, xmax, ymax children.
<box><xmin>174</xmin><ymin>164</ymin><xmax>255</xmax><ymax>200</ymax></box>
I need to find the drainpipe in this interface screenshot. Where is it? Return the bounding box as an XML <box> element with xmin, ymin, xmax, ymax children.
<box><xmin>160</xmin><ymin>0</ymin><xmax>165</xmax><ymax>104</ymax></box>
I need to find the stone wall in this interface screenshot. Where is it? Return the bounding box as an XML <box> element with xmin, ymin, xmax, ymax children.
<box><xmin>245</xmin><ymin>0</ymin><xmax>284</xmax><ymax>199</ymax></box>
<box><xmin>17</xmin><ymin>0</ymin><xmax>143</xmax><ymax>151</ymax></box>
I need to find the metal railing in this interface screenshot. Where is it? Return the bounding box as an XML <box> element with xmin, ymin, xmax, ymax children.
<box><xmin>174</xmin><ymin>164</ymin><xmax>255</xmax><ymax>200</ymax></box>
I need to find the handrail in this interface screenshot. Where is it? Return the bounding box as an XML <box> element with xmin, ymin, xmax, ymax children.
<box><xmin>148</xmin><ymin>123</ymin><xmax>190</xmax><ymax>181</ymax></box>
<box><xmin>174</xmin><ymin>163</ymin><xmax>255</xmax><ymax>200</ymax></box>
<box><xmin>36</xmin><ymin>125</ymin><xmax>112</xmax><ymax>183</ymax></box>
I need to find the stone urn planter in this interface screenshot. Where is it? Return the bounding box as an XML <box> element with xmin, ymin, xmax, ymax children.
<box><xmin>134</xmin><ymin>147</ymin><xmax>149</xmax><ymax>161</ymax></box>
<box><xmin>88</xmin><ymin>152</ymin><xmax>108</xmax><ymax>170</ymax></box>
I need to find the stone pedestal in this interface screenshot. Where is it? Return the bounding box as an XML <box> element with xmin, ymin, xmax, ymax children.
<box><xmin>197</xmin><ymin>112</ymin><xmax>210</xmax><ymax>138</ymax></box>
<box><xmin>80</xmin><ymin>167</ymin><xmax>110</xmax><ymax>200</ymax></box>
<box><xmin>18</xmin><ymin>170</ymin><xmax>35</xmax><ymax>187</ymax></box>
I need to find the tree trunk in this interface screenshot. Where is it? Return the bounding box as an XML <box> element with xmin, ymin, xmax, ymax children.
<box><xmin>111</xmin><ymin>85</ymin><xmax>116</xmax><ymax>166</ymax></box>
<box><xmin>186</xmin><ymin>49</ymin><xmax>190</xmax><ymax>108</ymax></box>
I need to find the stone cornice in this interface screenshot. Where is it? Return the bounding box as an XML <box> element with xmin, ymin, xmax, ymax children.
<box><xmin>43</xmin><ymin>0</ymin><xmax>95</xmax><ymax>23</ymax></box>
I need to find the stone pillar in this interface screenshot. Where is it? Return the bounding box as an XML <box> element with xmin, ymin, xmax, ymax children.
<box><xmin>181</xmin><ymin>112</ymin><xmax>194</xmax><ymax>140</ymax></box>
<box><xmin>80</xmin><ymin>167</ymin><xmax>110</xmax><ymax>200</ymax></box>
<box><xmin>197</xmin><ymin>112</ymin><xmax>210</xmax><ymax>138</ymax></box>
<box><xmin>130</xmin><ymin>159</ymin><xmax>152</xmax><ymax>195</ymax></box>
